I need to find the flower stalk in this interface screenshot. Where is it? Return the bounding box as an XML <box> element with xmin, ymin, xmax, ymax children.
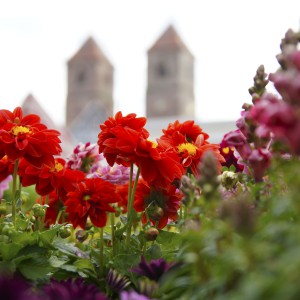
<box><xmin>11</xmin><ymin>159</ymin><xmax>19</xmax><ymax>226</ymax></box>
<box><xmin>126</xmin><ymin>165</ymin><xmax>140</xmax><ymax>247</ymax></box>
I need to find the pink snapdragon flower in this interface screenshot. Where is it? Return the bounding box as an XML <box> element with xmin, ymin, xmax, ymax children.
<box><xmin>269</xmin><ymin>50</ymin><xmax>300</xmax><ymax>106</ymax></box>
<box><xmin>248</xmin><ymin>148</ymin><xmax>272</xmax><ymax>182</ymax></box>
<box><xmin>223</xmin><ymin>130</ymin><xmax>251</xmax><ymax>161</ymax></box>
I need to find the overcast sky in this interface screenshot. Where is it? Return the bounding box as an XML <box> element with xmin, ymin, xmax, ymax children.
<box><xmin>0</xmin><ymin>0</ymin><xmax>300</xmax><ymax>127</ymax></box>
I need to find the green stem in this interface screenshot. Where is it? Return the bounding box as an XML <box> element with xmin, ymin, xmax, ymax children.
<box><xmin>126</xmin><ymin>166</ymin><xmax>140</xmax><ymax>247</ymax></box>
<box><xmin>110</xmin><ymin>212</ymin><xmax>116</xmax><ymax>256</ymax></box>
<box><xmin>99</xmin><ymin>227</ymin><xmax>104</xmax><ymax>277</ymax></box>
<box><xmin>11</xmin><ymin>159</ymin><xmax>19</xmax><ymax>227</ymax></box>
<box><xmin>39</xmin><ymin>194</ymin><xmax>49</xmax><ymax>231</ymax></box>
<box><xmin>55</xmin><ymin>208</ymin><xmax>63</xmax><ymax>224</ymax></box>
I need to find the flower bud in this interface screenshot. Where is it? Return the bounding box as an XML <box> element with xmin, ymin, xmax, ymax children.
<box><xmin>220</xmin><ymin>171</ymin><xmax>238</xmax><ymax>190</ymax></box>
<box><xmin>145</xmin><ymin>228</ymin><xmax>159</xmax><ymax>241</ymax></box>
<box><xmin>59</xmin><ymin>226</ymin><xmax>72</xmax><ymax>239</ymax></box>
<box><xmin>148</xmin><ymin>206</ymin><xmax>164</xmax><ymax>222</ymax></box>
<box><xmin>76</xmin><ymin>229</ymin><xmax>88</xmax><ymax>242</ymax></box>
<box><xmin>32</xmin><ymin>204</ymin><xmax>46</xmax><ymax>217</ymax></box>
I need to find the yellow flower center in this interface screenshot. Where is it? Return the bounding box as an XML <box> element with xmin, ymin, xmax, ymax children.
<box><xmin>148</xmin><ymin>140</ymin><xmax>158</xmax><ymax>148</ymax></box>
<box><xmin>177</xmin><ymin>143</ymin><xmax>197</xmax><ymax>156</ymax></box>
<box><xmin>222</xmin><ymin>147</ymin><xmax>234</xmax><ymax>154</ymax></box>
<box><xmin>55</xmin><ymin>161</ymin><xmax>64</xmax><ymax>172</ymax></box>
<box><xmin>11</xmin><ymin>125</ymin><xmax>31</xmax><ymax>136</ymax></box>
<box><xmin>83</xmin><ymin>195</ymin><xmax>91</xmax><ymax>201</ymax></box>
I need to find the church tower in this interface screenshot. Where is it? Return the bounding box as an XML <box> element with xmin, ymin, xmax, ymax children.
<box><xmin>146</xmin><ymin>25</ymin><xmax>195</xmax><ymax>118</ymax></box>
<box><xmin>66</xmin><ymin>37</ymin><xmax>114</xmax><ymax>127</ymax></box>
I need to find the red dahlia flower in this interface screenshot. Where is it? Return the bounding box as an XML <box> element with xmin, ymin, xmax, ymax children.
<box><xmin>18</xmin><ymin>157</ymin><xmax>85</xmax><ymax>199</ymax></box>
<box><xmin>133</xmin><ymin>180</ymin><xmax>183</xmax><ymax>229</ymax></box>
<box><xmin>135</xmin><ymin>138</ymin><xmax>185</xmax><ymax>189</ymax></box>
<box><xmin>37</xmin><ymin>191</ymin><xmax>67</xmax><ymax>227</ymax></box>
<box><xmin>65</xmin><ymin>178</ymin><xmax>122</xmax><ymax>228</ymax></box>
<box><xmin>0</xmin><ymin>155</ymin><xmax>14</xmax><ymax>182</ymax></box>
<box><xmin>0</xmin><ymin>107</ymin><xmax>62</xmax><ymax>167</ymax></box>
<box><xmin>159</xmin><ymin>120</ymin><xmax>225</xmax><ymax>176</ymax></box>
<box><xmin>162</xmin><ymin>120</ymin><xmax>209</xmax><ymax>142</ymax></box>
<box><xmin>97</xmin><ymin>111</ymin><xmax>149</xmax><ymax>167</ymax></box>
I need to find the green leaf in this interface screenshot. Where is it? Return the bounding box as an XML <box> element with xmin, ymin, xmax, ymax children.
<box><xmin>146</xmin><ymin>244</ymin><xmax>162</xmax><ymax>259</ymax></box>
<box><xmin>73</xmin><ymin>258</ymin><xmax>95</xmax><ymax>271</ymax></box>
<box><xmin>36</xmin><ymin>226</ymin><xmax>63</xmax><ymax>247</ymax></box>
<box><xmin>0</xmin><ymin>242</ymin><xmax>23</xmax><ymax>260</ymax></box>
<box><xmin>18</xmin><ymin>255</ymin><xmax>54</xmax><ymax>281</ymax></box>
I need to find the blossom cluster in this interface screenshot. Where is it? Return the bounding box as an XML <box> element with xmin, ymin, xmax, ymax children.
<box><xmin>0</xmin><ymin>107</ymin><xmax>224</xmax><ymax>231</ymax></box>
<box><xmin>220</xmin><ymin>30</ymin><xmax>300</xmax><ymax>182</ymax></box>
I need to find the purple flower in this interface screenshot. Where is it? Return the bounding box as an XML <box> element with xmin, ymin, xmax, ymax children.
<box><xmin>67</xmin><ymin>142</ymin><xmax>104</xmax><ymax>174</ymax></box>
<box><xmin>219</xmin><ymin>139</ymin><xmax>244</xmax><ymax>172</ymax></box>
<box><xmin>120</xmin><ymin>290</ymin><xmax>150</xmax><ymax>300</ymax></box>
<box><xmin>0</xmin><ymin>274</ymin><xmax>38</xmax><ymax>300</ymax></box>
<box><xmin>0</xmin><ymin>175</ymin><xmax>12</xmax><ymax>199</ymax></box>
<box><xmin>40</xmin><ymin>278</ymin><xmax>107</xmax><ymax>300</ymax></box>
<box><xmin>131</xmin><ymin>256</ymin><xmax>172</xmax><ymax>282</ymax></box>
<box><xmin>106</xmin><ymin>269</ymin><xmax>131</xmax><ymax>293</ymax></box>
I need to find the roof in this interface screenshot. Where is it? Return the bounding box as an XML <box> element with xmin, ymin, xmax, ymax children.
<box><xmin>68</xmin><ymin>36</ymin><xmax>113</xmax><ymax>68</ymax></box>
<box><xmin>148</xmin><ymin>24</ymin><xmax>193</xmax><ymax>56</ymax></box>
<box><xmin>21</xmin><ymin>94</ymin><xmax>56</xmax><ymax>129</ymax></box>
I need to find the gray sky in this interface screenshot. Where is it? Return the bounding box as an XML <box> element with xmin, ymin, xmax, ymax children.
<box><xmin>0</xmin><ymin>0</ymin><xmax>300</xmax><ymax>127</ymax></box>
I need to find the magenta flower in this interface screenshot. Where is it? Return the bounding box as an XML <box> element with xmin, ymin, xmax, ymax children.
<box><xmin>248</xmin><ymin>93</ymin><xmax>300</xmax><ymax>154</ymax></box>
<box><xmin>219</xmin><ymin>138</ymin><xmax>244</xmax><ymax>172</ymax></box>
<box><xmin>89</xmin><ymin>164</ymin><xmax>135</xmax><ymax>185</ymax></box>
<box><xmin>66</xmin><ymin>142</ymin><xmax>104</xmax><ymax>174</ymax></box>
<box><xmin>120</xmin><ymin>290</ymin><xmax>150</xmax><ymax>300</ymax></box>
<box><xmin>269</xmin><ymin>49</ymin><xmax>300</xmax><ymax>106</ymax></box>
<box><xmin>223</xmin><ymin>130</ymin><xmax>251</xmax><ymax>160</ymax></box>
<box><xmin>248</xmin><ymin>148</ymin><xmax>272</xmax><ymax>182</ymax></box>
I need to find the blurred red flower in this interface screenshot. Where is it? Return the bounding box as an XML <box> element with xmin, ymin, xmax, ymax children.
<box><xmin>133</xmin><ymin>179</ymin><xmax>183</xmax><ymax>229</ymax></box>
<box><xmin>115</xmin><ymin>182</ymin><xmax>131</xmax><ymax>213</ymax></box>
<box><xmin>65</xmin><ymin>178</ymin><xmax>122</xmax><ymax>228</ymax></box>
<box><xmin>135</xmin><ymin>138</ymin><xmax>185</xmax><ymax>189</ymax></box>
<box><xmin>0</xmin><ymin>107</ymin><xmax>61</xmax><ymax>167</ymax></box>
<box><xmin>18</xmin><ymin>157</ymin><xmax>85</xmax><ymax>200</ymax></box>
<box><xmin>97</xmin><ymin>111</ymin><xmax>149</xmax><ymax>167</ymax></box>
<box><xmin>37</xmin><ymin>191</ymin><xmax>67</xmax><ymax>227</ymax></box>
<box><xmin>159</xmin><ymin>120</ymin><xmax>225</xmax><ymax>176</ymax></box>
<box><xmin>0</xmin><ymin>155</ymin><xmax>14</xmax><ymax>182</ymax></box>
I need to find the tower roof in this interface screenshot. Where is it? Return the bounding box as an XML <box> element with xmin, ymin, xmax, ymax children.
<box><xmin>21</xmin><ymin>93</ymin><xmax>56</xmax><ymax>129</ymax></box>
<box><xmin>68</xmin><ymin>36</ymin><xmax>113</xmax><ymax>68</ymax></box>
<box><xmin>148</xmin><ymin>24</ymin><xmax>193</xmax><ymax>56</ymax></box>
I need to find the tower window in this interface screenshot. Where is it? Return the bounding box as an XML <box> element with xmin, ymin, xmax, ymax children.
<box><xmin>77</xmin><ymin>71</ymin><xmax>86</xmax><ymax>84</ymax></box>
<box><xmin>156</xmin><ymin>63</ymin><xmax>167</xmax><ymax>77</ymax></box>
